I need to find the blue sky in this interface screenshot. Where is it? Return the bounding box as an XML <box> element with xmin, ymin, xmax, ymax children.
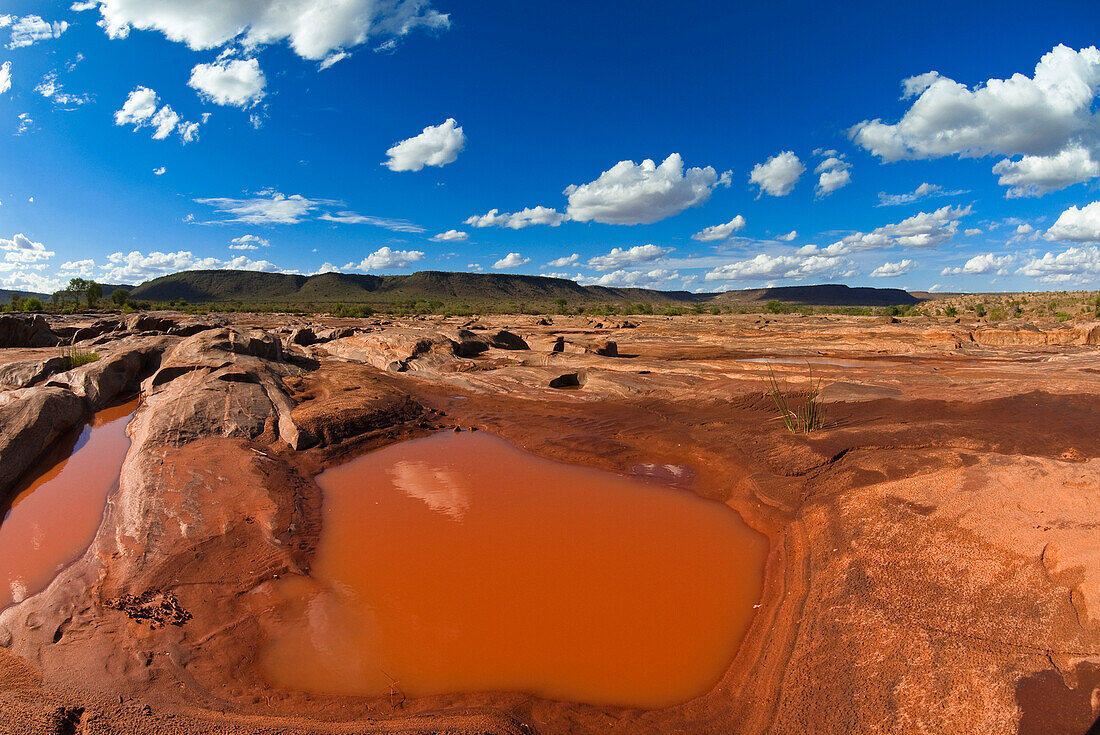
<box><xmin>1</xmin><ymin>0</ymin><xmax>1099</xmax><ymax>294</ymax></box>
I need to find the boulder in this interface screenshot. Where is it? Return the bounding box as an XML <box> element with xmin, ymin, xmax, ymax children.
<box><xmin>324</xmin><ymin>330</ymin><xmax>459</xmax><ymax>372</ymax></box>
<box><xmin>168</xmin><ymin>328</ymin><xmax>284</xmax><ymax>365</ymax></box>
<box><xmin>489</xmin><ymin>330</ymin><xmax>530</xmax><ymax>350</ymax></box>
<box><xmin>56</xmin><ymin>347</ymin><xmax>159</xmax><ymax>410</ymax></box>
<box><xmin>129</xmin><ymin>367</ymin><xmax>275</xmax><ymax>448</ymax></box>
<box><xmin>71</xmin><ymin>318</ymin><xmax>123</xmax><ymax>343</ymax></box>
<box><xmin>0</xmin><ymin>387</ymin><xmax>86</xmax><ymax>497</ymax></box>
<box><xmin>451</xmin><ymin>330</ymin><xmax>491</xmax><ymax>358</ymax></box>
<box><xmin>287</xmin><ymin>327</ymin><xmax>317</xmax><ymax>347</ymax></box>
<box><xmin>169</xmin><ymin>318</ymin><xmax>226</xmax><ymax>338</ymax></box>
<box><xmin>0</xmin><ymin>314</ymin><xmax>60</xmax><ymax>348</ymax></box>
<box><xmin>0</xmin><ymin>356</ymin><xmax>69</xmax><ymax>390</ymax></box>
<box><xmin>288</xmin><ymin>364</ymin><xmax>424</xmax><ymax>447</ymax></box>
<box><xmin>588</xmin><ymin>339</ymin><xmax>618</xmax><ymax>357</ymax></box>
<box><xmin>549</xmin><ymin>371</ymin><xmax>587</xmax><ymax>389</ymax></box>
<box><xmin>124</xmin><ymin>314</ymin><xmax>178</xmax><ymax>333</ymax></box>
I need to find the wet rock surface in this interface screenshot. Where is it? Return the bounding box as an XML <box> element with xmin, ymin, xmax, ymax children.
<box><xmin>0</xmin><ymin>311</ymin><xmax>1097</xmax><ymax>734</ymax></box>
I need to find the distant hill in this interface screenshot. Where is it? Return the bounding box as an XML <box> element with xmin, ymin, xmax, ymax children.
<box><xmin>713</xmin><ymin>284</ymin><xmax>921</xmax><ymax>307</ymax></box>
<box><xmin>129</xmin><ymin>270</ymin><xmax>706</xmax><ymax>305</ymax></box>
<box><xmin>127</xmin><ymin>270</ymin><xmax>924</xmax><ymax>308</ymax></box>
<box><xmin>0</xmin><ymin>288</ymin><xmax>50</xmax><ymax>303</ymax></box>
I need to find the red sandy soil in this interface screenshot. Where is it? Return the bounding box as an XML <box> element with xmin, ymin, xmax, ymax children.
<box><xmin>0</xmin><ymin>312</ymin><xmax>1098</xmax><ymax>734</ymax></box>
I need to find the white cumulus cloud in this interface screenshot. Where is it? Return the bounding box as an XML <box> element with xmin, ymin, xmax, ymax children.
<box><xmin>383</xmin><ymin>118</ymin><xmax>465</xmax><ymax>172</ymax></box>
<box><xmin>492</xmin><ymin>252</ymin><xmax>529</xmax><ymax>269</ymax></box>
<box><xmin>115</xmin><ymin>86</ymin><xmax>200</xmax><ymax>143</ymax></box>
<box><xmin>869</xmin><ymin>259</ymin><xmax>916</xmax><ymax>278</ymax></box>
<box><xmin>1</xmin><ymin>233</ymin><xmax>54</xmax><ymax>264</ymax></box>
<box><xmin>345</xmin><ymin>246</ymin><xmax>425</xmax><ymax>271</ymax></box>
<box><xmin>578</xmin><ymin>268</ymin><xmax>681</xmax><ymax>290</ymax></box>
<box><xmin>188</xmin><ymin>57</ymin><xmax>266</xmax><ymax>107</ymax></box>
<box><xmin>992</xmin><ymin>145</ymin><xmax>1100</xmax><ymax>198</ymax></box>
<box><xmin>749</xmin><ymin>151</ymin><xmax>804</xmax><ymax>197</ymax></box>
<box><xmin>1017</xmin><ymin>246</ymin><xmax>1100</xmax><ymax>284</ymax></box>
<box><xmin>777</xmin><ymin>230</ymin><xmax>798</xmax><ymax>241</ymax></box>
<box><xmin>692</xmin><ymin>215</ymin><xmax>746</xmax><ymax>242</ymax></box>
<box><xmin>98</xmin><ymin>249</ymin><xmax>287</xmax><ymax>283</ymax></box>
<box><xmin>150</xmin><ymin>105</ymin><xmax>180</xmax><ymax>139</ymax></box>
<box><xmin>814</xmin><ymin>156</ymin><xmax>851</xmax><ymax>197</ymax></box>
<box><xmin>464</xmin><ymin>206</ymin><xmax>566</xmax><ymax>229</ymax></box>
<box><xmin>0</xmin><ymin>61</ymin><xmax>11</xmax><ymax>95</ymax></box>
<box><xmin>546</xmin><ymin>253</ymin><xmax>579</xmax><ymax>267</ymax></box>
<box><xmin>852</xmin><ymin>45</ymin><xmax>1100</xmax><ymax>197</ymax></box>
<box><xmin>565</xmin><ymin>153</ymin><xmax>730</xmax><ymax>225</ymax></box>
<box><xmin>586</xmin><ymin>244</ymin><xmax>672</xmax><ymax>271</ymax></box>
<box><xmin>941</xmin><ymin>253</ymin><xmax>1014</xmax><ymax>276</ymax></box>
<box><xmin>430</xmin><ymin>229</ymin><xmax>468</xmax><ymax>242</ymax></box>
<box><xmin>114</xmin><ymin>86</ymin><xmax>158</xmax><ymax>126</ymax></box>
<box><xmin>229</xmin><ymin>234</ymin><xmax>270</xmax><ymax>250</ymax></box>
<box><xmin>1043</xmin><ymin>201</ymin><xmax>1100</xmax><ymax>243</ymax></box>
<box><xmin>84</xmin><ymin>0</ymin><xmax>449</xmax><ymax>61</ymax></box>
<box><xmin>800</xmin><ymin>205</ymin><xmax>971</xmax><ymax>256</ymax></box>
<box><xmin>705</xmin><ymin>252</ymin><xmax>853</xmax><ymax>282</ymax></box>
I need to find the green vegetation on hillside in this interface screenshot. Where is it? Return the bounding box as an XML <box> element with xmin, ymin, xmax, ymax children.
<box><xmin>911</xmin><ymin>290</ymin><xmax>1100</xmax><ymax>321</ymax></box>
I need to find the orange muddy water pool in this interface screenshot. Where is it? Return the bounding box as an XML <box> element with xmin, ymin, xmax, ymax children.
<box><xmin>0</xmin><ymin>399</ymin><xmax>138</xmax><ymax>610</ymax></box>
<box><xmin>259</xmin><ymin>431</ymin><xmax>767</xmax><ymax>709</ymax></box>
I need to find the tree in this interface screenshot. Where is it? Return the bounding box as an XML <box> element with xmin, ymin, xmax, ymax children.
<box><xmin>61</xmin><ymin>278</ymin><xmax>103</xmax><ymax>308</ymax></box>
<box><xmin>23</xmin><ymin>297</ymin><xmax>42</xmax><ymax>312</ymax></box>
<box><xmin>86</xmin><ymin>281</ymin><xmax>103</xmax><ymax>307</ymax></box>
<box><xmin>111</xmin><ymin>288</ymin><xmax>131</xmax><ymax>307</ymax></box>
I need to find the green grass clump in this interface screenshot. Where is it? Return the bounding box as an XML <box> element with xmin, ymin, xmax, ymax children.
<box><xmin>764</xmin><ymin>363</ymin><xmax>828</xmax><ymax>433</ymax></box>
<box><xmin>58</xmin><ymin>345</ymin><xmax>100</xmax><ymax>370</ymax></box>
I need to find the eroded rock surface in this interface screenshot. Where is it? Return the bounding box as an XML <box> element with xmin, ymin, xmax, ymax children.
<box><xmin>0</xmin><ymin>312</ymin><xmax>1097</xmax><ymax>735</ymax></box>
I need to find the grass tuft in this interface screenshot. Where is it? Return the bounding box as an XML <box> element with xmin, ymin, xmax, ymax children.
<box><xmin>764</xmin><ymin>363</ymin><xmax>828</xmax><ymax>433</ymax></box>
<box><xmin>58</xmin><ymin>344</ymin><xmax>100</xmax><ymax>370</ymax></box>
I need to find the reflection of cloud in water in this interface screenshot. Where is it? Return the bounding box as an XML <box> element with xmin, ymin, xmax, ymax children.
<box><xmin>388</xmin><ymin>461</ymin><xmax>470</xmax><ymax>519</ymax></box>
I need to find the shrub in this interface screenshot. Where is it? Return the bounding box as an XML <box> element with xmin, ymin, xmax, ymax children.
<box><xmin>764</xmin><ymin>363</ymin><xmax>828</xmax><ymax>434</ymax></box>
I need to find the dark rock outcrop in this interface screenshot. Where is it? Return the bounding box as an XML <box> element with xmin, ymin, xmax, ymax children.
<box><xmin>0</xmin><ymin>315</ymin><xmax>60</xmax><ymax>348</ymax></box>
<box><xmin>489</xmin><ymin>330</ymin><xmax>529</xmax><ymax>350</ymax></box>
